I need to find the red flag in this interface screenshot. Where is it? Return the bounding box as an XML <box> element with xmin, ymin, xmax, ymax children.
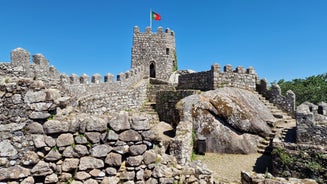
<box><xmin>152</xmin><ymin>11</ymin><xmax>161</xmax><ymax>21</ymax></box>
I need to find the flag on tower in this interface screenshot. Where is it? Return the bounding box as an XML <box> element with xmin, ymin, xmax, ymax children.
<box><xmin>152</xmin><ymin>11</ymin><xmax>161</xmax><ymax>21</ymax></box>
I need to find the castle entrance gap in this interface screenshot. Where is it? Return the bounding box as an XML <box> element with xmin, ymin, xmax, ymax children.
<box><xmin>150</xmin><ymin>62</ymin><xmax>156</xmax><ymax>78</ymax></box>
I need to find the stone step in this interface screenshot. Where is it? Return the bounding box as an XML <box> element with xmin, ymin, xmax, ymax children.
<box><xmin>259</xmin><ymin>139</ymin><xmax>270</xmax><ymax>146</ymax></box>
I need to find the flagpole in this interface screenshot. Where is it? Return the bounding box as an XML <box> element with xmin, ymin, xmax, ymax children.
<box><xmin>149</xmin><ymin>9</ymin><xmax>152</xmax><ymax>30</ymax></box>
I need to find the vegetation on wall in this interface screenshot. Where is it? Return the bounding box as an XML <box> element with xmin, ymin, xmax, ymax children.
<box><xmin>276</xmin><ymin>73</ymin><xmax>327</xmax><ymax>106</ymax></box>
<box><xmin>173</xmin><ymin>50</ymin><xmax>178</xmax><ymax>71</ymax></box>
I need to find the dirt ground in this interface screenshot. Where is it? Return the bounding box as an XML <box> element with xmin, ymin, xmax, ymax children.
<box><xmin>196</xmin><ymin>153</ymin><xmax>272</xmax><ymax>183</ymax></box>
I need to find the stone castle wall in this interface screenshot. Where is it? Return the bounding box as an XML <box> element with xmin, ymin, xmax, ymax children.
<box><xmin>156</xmin><ymin>90</ymin><xmax>200</xmax><ymax>127</ymax></box>
<box><xmin>132</xmin><ymin>26</ymin><xmax>176</xmax><ymax>81</ymax></box>
<box><xmin>296</xmin><ymin>102</ymin><xmax>327</xmax><ymax>146</ymax></box>
<box><xmin>257</xmin><ymin>79</ymin><xmax>296</xmax><ymax>117</ymax></box>
<box><xmin>0</xmin><ymin>48</ymin><xmax>151</xmax><ymax>113</ymax></box>
<box><xmin>0</xmin><ymin>48</ymin><xmax>60</xmax><ymax>82</ymax></box>
<box><xmin>77</xmin><ymin>79</ymin><xmax>148</xmax><ymax>114</ymax></box>
<box><xmin>0</xmin><ymin>79</ymin><xmax>213</xmax><ymax>183</ymax></box>
<box><xmin>177</xmin><ymin>63</ymin><xmax>258</xmax><ymax>91</ymax></box>
<box><xmin>59</xmin><ymin>66</ymin><xmax>145</xmax><ymax>97</ymax></box>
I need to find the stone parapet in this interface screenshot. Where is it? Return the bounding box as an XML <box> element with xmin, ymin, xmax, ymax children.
<box><xmin>257</xmin><ymin>78</ymin><xmax>296</xmax><ymax>117</ymax></box>
<box><xmin>178</xmin><ymin>63</ymin><xmax>258</xmax><ymax>91</ymax></box>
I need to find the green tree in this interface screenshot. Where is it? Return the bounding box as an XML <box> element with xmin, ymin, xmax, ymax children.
<box><xmin>277</xmin><ymin>73</ymin><xmax>327</xmax><ymax>106</ymax></box>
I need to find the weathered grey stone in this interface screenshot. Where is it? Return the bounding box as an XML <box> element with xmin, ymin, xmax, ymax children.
<box><xmin>90</xmin><ymin>144</ymin><xmax>112</xmax><ymax>158</ymax></box>
<box><xmin>11</xmin><ymin>94</ymin><xmax>22</xmax><ymax>104</ymax></box>
<box><xmin>79</xmin><ymin>156</ymin><xmax>104</xmax><ymax>170</ymax></box>
<box><xmin>43</xmin><ymin>120</ymin><xmax>70</xmax><ymax>134</ymax></box>
<box><xmin>85</xmin><ymin>116</ymin><xmax>108</xmax><ymax>132</ymax></box>
<box><xmin>89</xmin><ymin>168</ymin><xmax>106</xmax><ymax>178</ymax></box>
<box><xmin>142</xmin><ymin>130</ymin><xmax>156</xmax><ymax>141</ymax></box>
<box><xmin>54</xmin><ymin>96</ymin><xmax>71</xmax><ymax>107</ymax></box>
<box><xmin>29</xmin><ymin>102</ymin><xmax>53</xmax><ymax>111</ymax></box>
<box><xmin>56</xmin><ymin>133</ymin><xmax>74</xmax><ymax>147</ymax></box>
<box><xmin>75</xmin><ymin>171</ymin><xmax>91</xmax><ymax>180</ymax></box>
<box><xmin>45</xmin><ymin>89</ymin><xmax>61</xmax><ymax>101</ymax></box>
<box><xmin>129</xmin><ymin>144</ymin><xmax>147</xmax><ymax>156</ymax></box>
<box><xmin>25</xmin><ymin>122</ymin><xmax>44</xmax><ymax>134</ymax></box>
<box><xmin>45</xmin><ymin>136</ymin><xmax>56</xmax><ymax>147</ymax></box>
<box><xmin>177</xmin><ymin>87</ymin><xmax>275</xmax><ymax>155</ymax></box>
<box><xmin>159</xmin><ymin>178</ymin><xmax>175</xmax><ymax>184</ymax></box>
<box><xmin>0</xmin><ymin>166</ymin><xmax>31</xmax><ymax>180</ymax></box>
<box><xmin>75</xmin><ymin>135</ymin><xmax>88</xmax><ymax>144</ymax></box>
<box><xmin>136</xmin><ymin>169</ymin><xmax>144</xmax><ymax>180</ymax></box>
<box><xmin>0</xmin><ymin>140</ymin><xmax>18</xmax><ymax>157</ymax></box>
<box><xmin>85</xmin><ymin>132</ymin><xmax>101</xmax><ymax>144</ymax></box>
<box><xmin>101</xmin><ymin>176</ymin><xmax>120</xmax><ymax>184</ymax></box>
<box><xmin>84</xmin><ymin>179</ymin><xmax>98</xmax><ymax>184</ymax></box>
<box><xmin>152</xmin><ymin>165</ymin><xmax>173</xmax><ymax>178</ymax></box>
<box><xmin>0</xmin><ymin>157</ymin><xmax>8</xmax><ymax>166</ymax></box>
<box><xmin>131</xmin><ymin>116</ymin><xmax>150</xmax><ymax>130</ymax></box>
<box><xmin>45</xmin><ymin>173</ymin><xmax>58</xmax><ymax>183</ymax></box>
<box><xmin>58</xmin><ymin>172</ymin><xmax>72</xmax><ymax>182</ymax></box>
<box><xmin>45</xmin><ymin>149</ymin><xmax>61</xmax><ymax>161</ymax></box>
<box><xmin>113</xmin><ymin>144</ymin><xmax>129</xmax><ymax>154</ymax></box>
<box><xmin>145</xmin><ymin>178</ymin><xmax>158</xmax><ymax>184</ymax></box>
<box><xmin>105</xmin><ymin>153</ymin><xmax>122</xmax><ymax>167</ymax></box>
<box><xmin>24</xmin><ymin>90</ymin><xmax>46</xmax><ymax>103</ymax></box>
<box><xmin>119</xmin><ymin>129</ymin><xmax>142</xmax><ymax>142</ymax></box>
<box><xmin>105</xmin><ymin>167</ymin><xmax>117</xmax><ymax>176</ymax></box>
<box><xmin>31</xmin><ymin>161</ymin><xmax>53</xmax><ymax>176</ymax></box>
<box><xmin>21</xmin><ymin>176</ymin><xmax>35</xmax><ymax>184</ymax></box>
<box><xmin>32</xmin><ymin>134</ymin><xmax>46</xmax><ymax>148</ymax></box>
<box><xmin>109</xmin><ymin>111</ymin><xmax>130</xmax><ymax>131</ymax></box>
<box><xmin>143</xmin><ymin>150</ymin><xmax>157</xmax><ymax>165</ymax></box>
<box><xmin>21</xmin><ymin>151</ymin><xmax>39</xmax><ymax>166</ymax></box>
<box><xmin>62</xmin><ymin>158</ymin><xmax>79</xmax><ymax>172</ymax></box>
<box><xmin>29</xmin><ymin>111</ymin><xmax>51</xmax><ymax>119</ymax></box>
<box><xmin>63</xmin><ymin>145</ymin><xmax>89</xmax><ymax>158</ymax></box>
<box><xmin>126</xmin><ymin>155</ymin><xmax>143</xmax><ymax>167</ymax></box>
<box><xmin>120</xmin><ymin>171</ymin><xmax>135</xmax><ymax>180</ymax></box>
<box><xmin>0</xmin><ymin>122</ymin><xmax>26</xmax><ymax>132</ymax></box>
<box><xmin>107</xmin><ymin>130</ymin><xmax>119</xmax><ymax>141</ymax></box>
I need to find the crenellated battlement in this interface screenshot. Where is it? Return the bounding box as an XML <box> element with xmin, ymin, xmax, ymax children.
<box><xmin>0</xmin><ymin>47</ymin><xmax>60</xmax><ymax>81</ymax></box>
<box><xmin>178</xmin><ymin>63</ymin><xmax>258</xmax><ymax>91</ymax></box>
<box><xmin>133</xmin><ymin>26</ymin><xmax>175</xmax><ymax>36</ymax></box>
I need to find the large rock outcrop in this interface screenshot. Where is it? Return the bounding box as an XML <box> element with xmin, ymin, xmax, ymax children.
<box><xmin>176</xmin><ymin>87</ymin><xmax>276</xmax><ymax>155</ymax></box>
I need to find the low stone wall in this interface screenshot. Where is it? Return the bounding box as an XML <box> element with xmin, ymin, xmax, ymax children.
<box><xmin>296</xmin><ymin>102</ymin><xmax>327</xmax><ymax>146</ymax></box>
<box><xmin>177</xmin><ymin>70</ymin><xmax>213</xmax><ymax>91</ymax></box>
<box><xmin>271</xmin><ymin>127</ymin><xmax>326</xmax><ymax>184</ymax></box>
<box><xmin>77</xmin><ymin>79</ymin><xmax>148</xmax><ymax>114</ymax></box>
<box><xmin>257</xmin><ymin>79</ymin><xmax>296</xmax><ymax>117</ymax></box>
<box><xmin>241</xmin><ymin>171</ymin><xmax>318</xmax><ymax>184</ymax></box>
<box><xmin>156</xmin><ymin>90</ymin><xmax>200</xmax><ymax>127</ymax></box>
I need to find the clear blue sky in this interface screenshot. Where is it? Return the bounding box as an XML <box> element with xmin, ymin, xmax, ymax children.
<box><xmin>1</xmin><ymin>0</ymin><xmax>326</xmax><ymax>82</ymax></box>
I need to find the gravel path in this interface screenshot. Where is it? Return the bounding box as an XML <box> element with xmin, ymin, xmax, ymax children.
<box><xmin>196</xmin><ymin>153</ymin><xmax>272</xmax><ymax>183</ymax></box>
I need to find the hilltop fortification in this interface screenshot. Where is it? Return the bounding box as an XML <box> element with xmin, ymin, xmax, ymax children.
<box><xmin>1</xmin><ymin>26</ymin><xmax>323</xmax><ymax>184</ymax></box>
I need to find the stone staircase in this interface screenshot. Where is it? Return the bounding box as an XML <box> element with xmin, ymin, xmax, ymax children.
<box><xmin>254</xmin><ymin>92</ymin><xmax>296</xmax><ymax>154</ymax></box>
<box><xmin>141</xmin><ymin>101</ymin><xmax>160</xmax><ymax>125</ymax></box>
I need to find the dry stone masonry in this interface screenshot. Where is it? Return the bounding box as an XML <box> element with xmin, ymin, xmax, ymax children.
<box><xmin>1</xmin><ymin>25</ymin><xmax>314</xmax><ymax>183</ymax></box>
<box><xmin>0</xmin><ymin>79</ymin><xmax>213</xmax><ymax>183</ymax></box>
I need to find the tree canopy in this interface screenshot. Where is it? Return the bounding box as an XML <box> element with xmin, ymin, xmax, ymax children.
<box><xmin>276</xmin><ymin>73</ymin><xmax>327</xmax><ymax>106</ymax></box>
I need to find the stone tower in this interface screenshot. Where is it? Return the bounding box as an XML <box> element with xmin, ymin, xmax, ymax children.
<box><xmin>131</xmin><ymin>26</ymin><xmax>177</xmax><ymax>81</ymax></box>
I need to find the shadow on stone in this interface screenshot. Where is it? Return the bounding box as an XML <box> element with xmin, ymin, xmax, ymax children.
<box><xmin>253</xmin><ymin>154</ymin><xmax>272</xmax><ymax>173</ymax></box>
